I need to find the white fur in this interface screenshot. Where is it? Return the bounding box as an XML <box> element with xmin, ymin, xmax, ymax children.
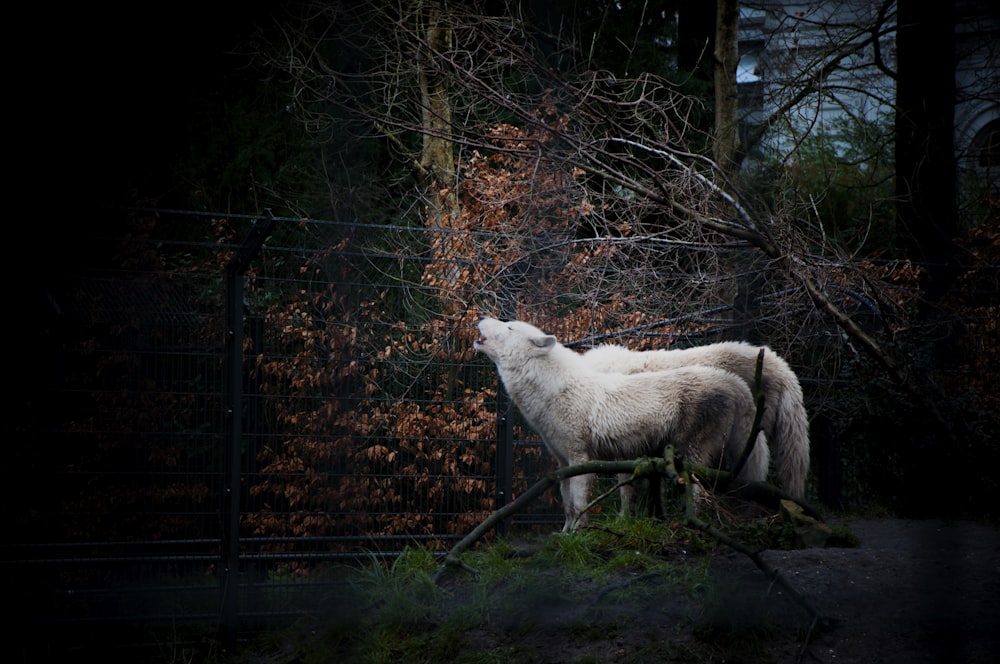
<box><xmin>474</xmin><ymin>318</ymin><xmax>769</xmax><ymax>531</ymax></box>
<box><xmin>582</xmin><ymin>341</ymin><xmax>810</xmax><ymax>499</ymax></box>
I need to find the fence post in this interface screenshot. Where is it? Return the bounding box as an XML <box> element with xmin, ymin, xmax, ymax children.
<box><xmin>495</xmin><ymin>384</ymin><xmax>515</xmax><ymax>536</ymax></box>
<box><xmin>221</xmin><ymin>211</ymin><xmax>276</xmax><ymax>654</ymax></box>
<box><xmin>493</xmin><ymin>305</ymin><xmax>518</xmax><ymax>536</ymax></box>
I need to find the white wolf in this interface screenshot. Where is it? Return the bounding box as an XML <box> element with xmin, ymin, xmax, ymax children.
<box><xmin>474</xmin><ymin>318</ymin><xmax>770</xmax><ymax>531</ymax></box>
<box><xmin>582</xmin><ymin>341</ymin><xmax>809</xmax><ymax>499</ymax></box>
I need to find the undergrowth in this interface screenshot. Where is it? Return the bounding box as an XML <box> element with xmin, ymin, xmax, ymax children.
<box><xmin>234</xmin><ymin>509</ymin><xmax>819</xmax><ymax>664</ymax></box>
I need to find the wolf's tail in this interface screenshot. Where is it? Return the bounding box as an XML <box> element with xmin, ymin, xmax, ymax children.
<box><xmin>739</xmin><ymin>430</ymin><xmax>771</xmax><ymax>484</ymax></box>
<box><xmin>771</xmin><ymin>377</ymin><xmax>810</xmax><ymax>499</ymax></box>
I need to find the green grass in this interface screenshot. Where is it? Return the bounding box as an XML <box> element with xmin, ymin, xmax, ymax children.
<box><xmin>231</xmin><ymin>512</ymin><xmax>803</xmax><ymax>664</ymax></box>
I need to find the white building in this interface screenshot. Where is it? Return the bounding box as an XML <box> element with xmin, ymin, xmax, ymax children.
<box><xmin>738</xmin><ymin>1</ymin><xmax>998</xmax><ymax>223</ymax></box>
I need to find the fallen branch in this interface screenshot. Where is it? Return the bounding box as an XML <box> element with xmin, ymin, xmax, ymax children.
<box><xmin>678</xmin><ymin>464</ymin><xmax>832</xmax><ymax>629</ymax></box>
<box><xmin>435</xmin><ymin>450</ymin><xmax>824</xmax><ymax>583</ymax></box>
<box><xmin>434</xmin><ymin>458</ymin><xmax>654</xmax><ymax>583</ymax></box>
<box><xmin>435</xmin><ymin>448</ymin><xmax>832</xmax><ymax>645</ymax></box>
<box><xmin>572</xmin><ymin>452</ymin><xmax>677</xmax><ymax>529</ymax></box>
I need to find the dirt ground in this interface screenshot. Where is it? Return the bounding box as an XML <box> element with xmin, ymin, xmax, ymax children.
<box><xmin>463</xmin><ymin>518</ymin><xmax>1000</xmax><ymax>664</ymax></box>
<box><xmin>700</xmin><ymin>518</ymin><xmax>1000</xmax><ymax>663</ymax></box>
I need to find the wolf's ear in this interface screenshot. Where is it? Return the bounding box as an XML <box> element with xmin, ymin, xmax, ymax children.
<box><xmin>532</xmin><ymin>334</ymin><xmax>557</xmax><ymax>349</ymax></box>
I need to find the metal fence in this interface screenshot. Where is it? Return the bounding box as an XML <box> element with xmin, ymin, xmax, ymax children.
<box><xmin>4</xmin><ymin>209</ymin><xmax>605</xmax><ymax>660</ymax></box>
<box><xmin>8</xmin><ymin>207</ymin><xmax>996</xmax><ymax>661</ymax></box>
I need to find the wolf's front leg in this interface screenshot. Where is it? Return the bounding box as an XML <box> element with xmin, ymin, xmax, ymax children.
<box><xmin>618</xmin><ymin>474</ymin><xmax>636</xmax><ymax>516</ymax></box>
<box><xmin>560</xmin><ymin>473</ymin><xmax>594</xmax><ymax>531</ymax></box>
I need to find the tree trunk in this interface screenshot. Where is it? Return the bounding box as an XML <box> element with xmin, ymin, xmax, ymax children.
<box><xmin>712</xmin><ymin>0</ymin><xmax>761</xmax><ymax>340</ymax></box>
<box><xmin>895</xmin><ymin>1</ymin><xmax>959</xmax><ymax>296</ymax></box>
<box><xmin>416</xmin><ymin>1</ymin><xmax>466</xmax><ymax>324</ymax></box>
<box><xmin>713</xmin><ymin>0</ymin><xmax>741</xmax><ymax>177</ymax></box>
<box><xmin>418</xmin><ymin>0</ymin><xmax>458</xmax><ymax>228</ymax></box>
<box><xmin>891</xmin><ymin>2</ymin><xmax>965</xmax><ymax>452</ymax></box>
<box><xmin>677</xmin><ymin>1</ymin><xmax>715</xmax><ymax>82</ymax></box>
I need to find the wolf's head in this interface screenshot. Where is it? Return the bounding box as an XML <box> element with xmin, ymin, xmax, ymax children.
<box><xmin>473</xmin><ymin>317</ymin><xmax>557</xmax><ymax>365</ymax></box>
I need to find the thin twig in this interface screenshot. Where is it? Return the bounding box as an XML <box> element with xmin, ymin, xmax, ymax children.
<box><xmin>729</xmin><ymin>347</ymin><xmax>767</xmax><ymax>481</ymax></box>
<box><xmin>434</xmin><ymin>458</ymin><xmax>644</xmax><ymax>583</ymax></box>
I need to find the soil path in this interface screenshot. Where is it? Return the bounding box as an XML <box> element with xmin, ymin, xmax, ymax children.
<box><xmin>704</xmin><ymin>518</ymin><xmax>1000</xmax><ymax>663</ymax></box>
<box><xmin>483</xmin><ymin>518</ymin><xmax>1000</xmax><ymax>663</ymax></box>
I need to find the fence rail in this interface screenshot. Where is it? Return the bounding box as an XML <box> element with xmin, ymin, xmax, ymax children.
<box><xmin>7</xmin><ymin>207</ymin><xmax>996</xmax><ymax>660</ymax></box>
<box><xmin>7</xmin><ymin>210</ymin><xmax>569</xmax><ymax>659</ymax></box>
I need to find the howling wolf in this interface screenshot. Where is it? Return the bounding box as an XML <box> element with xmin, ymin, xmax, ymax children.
<box><xmin>474</xmin><ymin>318</ymin><xmax>769</xmax><ymax>531</ymax></box>
<box><xmin>582</xmin><ymin>341</ymin><xmax>809</xmax><ymax>499</ymax></box>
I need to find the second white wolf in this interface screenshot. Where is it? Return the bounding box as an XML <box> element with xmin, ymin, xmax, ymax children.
<box><xmin>582</xmin><ymin>340</ymin><xmax>810</xmax><ymax>499</ymax></box>
<box><xmin>474</xmin><ymin>318</ymin><xmax>769</xmax><ymax>531</ymax></box>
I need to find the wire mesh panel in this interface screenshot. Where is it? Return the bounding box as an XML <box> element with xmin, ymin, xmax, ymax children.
<box><xmin>8</xmin><ymin>209</ymin><xmax>996</xmax><ymax>659</ymax></box>
<box><xmin>7</xmin><ymin>223</ymin><xmax>231</xmax><ymax>657</ymax></box>
<box><xmin>4</xmin><ymin>211</ymin><xmax>567</xmax><ymax>658</ymax></box>
<box><xmin>245</xmin><ymin>221</ymin><xmax>495</xmax><ymax>534</ymax></box>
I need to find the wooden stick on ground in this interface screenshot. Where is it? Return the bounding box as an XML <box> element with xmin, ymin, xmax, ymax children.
<box><xmin>434</xmin><ymin>449</ymin><xmax>831</xmax><ymax>632</ymax></box>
